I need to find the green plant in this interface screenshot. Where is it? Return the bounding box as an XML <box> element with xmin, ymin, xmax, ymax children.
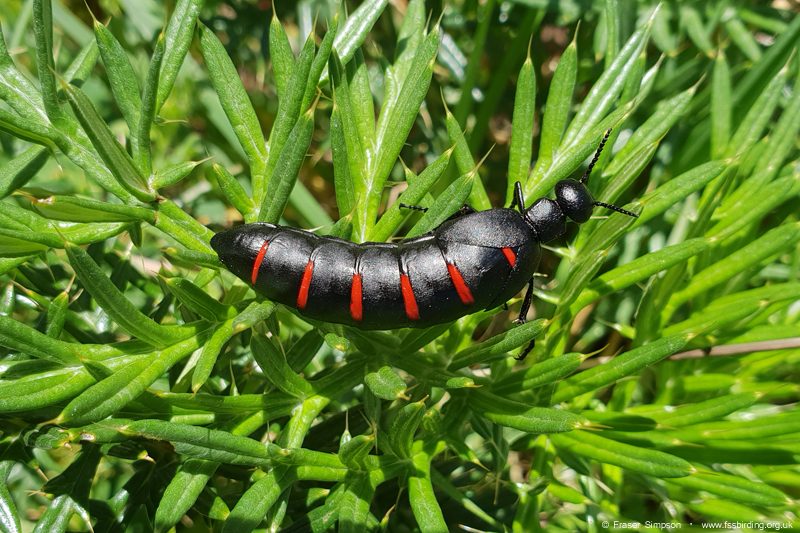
<box><xmin>1</xmin><ymin>0</ymin><xmax>799</xmax><ymax>531</ymax></box>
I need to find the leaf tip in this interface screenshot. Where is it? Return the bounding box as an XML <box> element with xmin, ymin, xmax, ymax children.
<box><xmin>690</xmin><ymin>73</ymin><xmax>707</xmax><ymax>92</ymax></box>
<box><xmin>53</xmin><ymin>68</ymin><xmax>70</xmax><ymax>91</ymax></box>
<box><xmin>196</xmin><ymin>154</ymin><xmax>215</xmax><ymax>166</ymax></box>
<box><xmin>435</xmin><ymin>9</ymin><xmax>445</xmax><ymax>30</ymax></box>
<box><xmin>440</xmin><ymin>87</ymin><xmax>451</xmax><ymax>115</ymax></box>
<box><xmin>526</xmin><ymin>34</ymin><xmax>533</xmax><ymax>61</ymax></box>
<box><xmin>571</xmin><ymin>21</ymin><xmax>581</xmax><ymax>45</ymax></box>
<box><xmin>469</xmin><ymin>144</ymin><xmax>495</xmax><ymax>177</ymax></box>
<box><xmin>83</xmin><ymin>0</ymin><xmax>100</xmax><ymax>25</ymax></box>
<box><xmin>543</xmin><ymin>314</ymin><xmax>560</xmax><ymax>328</ymax></box>
<box><xmin>46</xmin><ymin>415</ymin><xmax>65</xmax><ymax>426</ymax></box>
<box><xmin>582</xmin><ymin>345</ymin><xmax>607</xmax><ymax>361</ymax></box>
<box><xmin>649</xmin><ymin>3</ymin><xmax>664</xmax><ymax>23</ymax></box>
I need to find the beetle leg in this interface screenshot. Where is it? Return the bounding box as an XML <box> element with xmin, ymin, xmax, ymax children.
<box><xmin>445</xmin><ymin>204</ymin><xmax>477</xmax><ymax>221</ymax></box>
<box><xmin>510</xmin><ymin>181</ymin><xmax>526</xmax><ymax>213</ymax></box>
<box><xmin>515</xmin><ymin>339</ymin><xmax>535</xmax><ymax>361</ymax></box>
<box><xmin>513</xmin><ymin>279</ymin><xmax>536</xmax><ymax>360</ymax></box>
<box><xmin>400</xmin><ymin>203</ymin><xmax>476</xmax><ymax>221</ymax></box>
<box><xmin>513</xmin><ymin>277</ymin><xmax>534</xmax><ymax>326</ymax></box>
<box><xmin>399</xmin><ymin>203</ymin><xmax>428</xmax><ymax>212</ymax></box>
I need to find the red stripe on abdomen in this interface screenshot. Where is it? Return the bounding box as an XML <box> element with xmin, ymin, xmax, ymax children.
<box><xmin>251</xmin><ymin>240</ymin><xmax>270</xmax><ymax>285</ymax></box>
<box><xmin>296</xmin><ymin>261</ymin><xmax>314</xmax><ymax>309</ymax></box>
<box><xmin>400</xmin><ymin>274</ymin><xmax>420</xmax><ymax>320</ymax></box>
<box><xmin>350</xmin><ymin>274</ymin><xmax>363</xmax><ymax>322</ymax></box>
<box><xmin>447</xmin><ymin>263</ymin><xmax>474</xmax><ymax>305</ymax></box>
<box><xmin>502</xmin><ymin>247</ymin><xmax>516</xmax><ymax>267</ymax></box>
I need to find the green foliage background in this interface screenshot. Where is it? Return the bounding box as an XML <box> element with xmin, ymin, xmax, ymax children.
<box><xmin>1</xmin><ymin>0</ymin><xmax>799</xmax><ymax>531</ymax></box>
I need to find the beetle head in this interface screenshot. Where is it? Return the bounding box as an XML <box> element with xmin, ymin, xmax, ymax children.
<box><xmin>555</xmin><ymin>179</ymin><xmax>594</xmax><ymax>224</ymax></box>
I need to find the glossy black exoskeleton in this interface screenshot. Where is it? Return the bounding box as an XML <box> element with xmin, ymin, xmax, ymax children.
<box><xmin>211</xmin><ymin>129</ymin><xmax>637</xmax><ymax>359</ymax></box>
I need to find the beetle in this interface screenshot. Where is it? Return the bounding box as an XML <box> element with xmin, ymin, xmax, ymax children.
<box><xmin>211</xmin><ymin>130</ymin><xmax>637</xmax><ymax>359</ymax></box>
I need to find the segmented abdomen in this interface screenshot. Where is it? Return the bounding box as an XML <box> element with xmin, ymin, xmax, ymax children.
<box><xmin>211</xmin><ymin>222</ymin><xmax>539</xmax><ymax>330</ymax></box>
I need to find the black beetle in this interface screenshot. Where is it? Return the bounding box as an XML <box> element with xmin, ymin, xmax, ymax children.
<box><xmin>211</xmin><ymin>129</ymin><xmax>637</xmax><ymax>359</ymax></box>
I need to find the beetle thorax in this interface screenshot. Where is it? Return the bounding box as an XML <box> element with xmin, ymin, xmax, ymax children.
<box><xmin>524</xmin><ymin>198</ymin><xmax>566</xmax><ymax>242</ymax></box>
<box><xmin>524</xmin><ymin>179</ymin><xmax>596</xmax><ymax>242</ymax></box>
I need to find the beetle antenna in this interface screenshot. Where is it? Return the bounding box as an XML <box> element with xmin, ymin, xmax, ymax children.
<box><xmin>580</xmin><ymin>128</ymin><xmax>612</xmax><ymax>184</ymax></box>
<box><xmin>593</xmin><ymin>201</ymin><xmax>639</xmax><ymax>218</ymax></box>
